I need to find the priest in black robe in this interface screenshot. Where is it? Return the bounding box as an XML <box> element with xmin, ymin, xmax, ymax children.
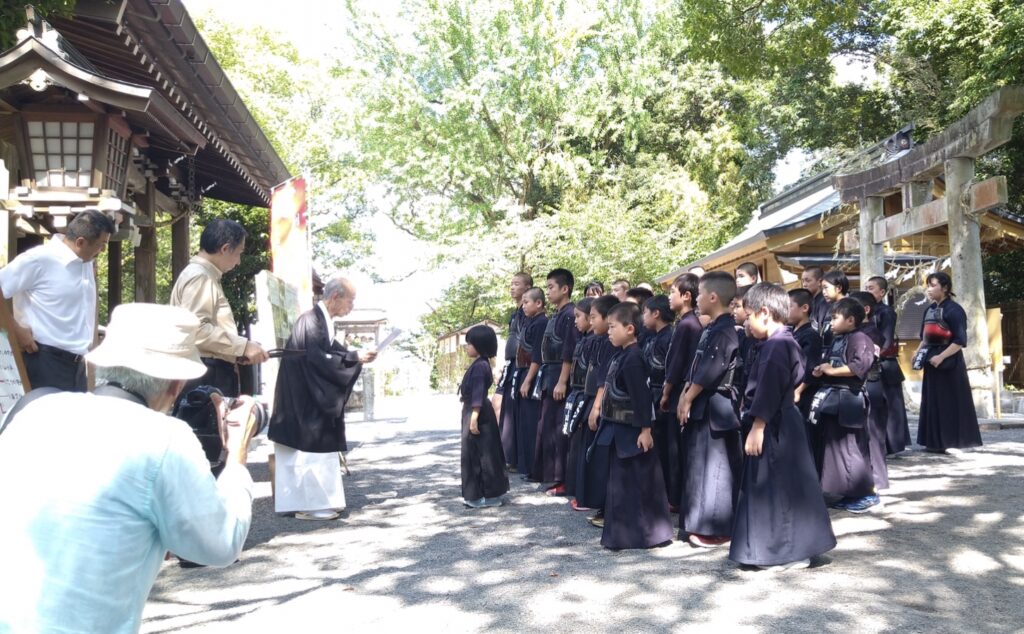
<box><xmin>269</xmin><ymin>275</ymin><xmax>376</xmax><ymax>521</ymax></box>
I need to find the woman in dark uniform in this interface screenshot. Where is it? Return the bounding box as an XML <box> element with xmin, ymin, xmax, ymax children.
<box><xmin>915</xmin><ymin>272</ymin><xmax>983</xmax><ymax>453</ymax></box>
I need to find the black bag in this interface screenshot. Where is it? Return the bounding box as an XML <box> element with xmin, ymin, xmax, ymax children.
<box><xmin>172</xmin><ymin>385</ymin><xmax>228</xmax><ymax>475</ymax></box>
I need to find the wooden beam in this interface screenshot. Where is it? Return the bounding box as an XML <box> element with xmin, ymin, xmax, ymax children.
<box><xmin>872</xmin><ymin>176</ymin><xmax>1009</xmax><ymax>243</ymax></box>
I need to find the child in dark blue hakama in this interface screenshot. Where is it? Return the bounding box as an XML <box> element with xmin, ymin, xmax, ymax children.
<box><xmin>563</xmin><ymin>298</ymin><xmax>594</xmax><ymax>499</ymax></box>
<box><xmin>642</xmin><ymin>295</ymin><xmax>675</xmax><ymax>508</ymax></box>
<box><xmin>515</xmin><ymin>288</ymin><xmax>547</xmax><ymax>477</ymax></box>
<box><xmin>459</xmin><ymin>326</ymin><xmax>510</xmax><ymax>508</ymax></box>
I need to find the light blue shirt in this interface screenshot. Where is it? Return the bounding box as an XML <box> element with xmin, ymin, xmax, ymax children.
<box><xmin>0</xmin><ymin>392</ymin><xmax>253</xmax><ymax>633</ymax></box>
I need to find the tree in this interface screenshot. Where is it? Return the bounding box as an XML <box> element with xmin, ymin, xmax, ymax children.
<box><xmin>0</xmin><ymin>1</ymin><xmax>75</xmax><ymax>50</ymax></box>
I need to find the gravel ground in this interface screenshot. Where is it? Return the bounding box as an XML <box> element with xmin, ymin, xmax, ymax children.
<box><xmin>143</xmin><ymin>394</ymin><xmax>1024</xmax><ymax>633</ymax></box>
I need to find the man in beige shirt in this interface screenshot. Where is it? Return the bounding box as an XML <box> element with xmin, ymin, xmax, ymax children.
<box><xmin>170</xmin><ymin>219</ymin><xmax>268</xmax><ymax>396</ymax></box>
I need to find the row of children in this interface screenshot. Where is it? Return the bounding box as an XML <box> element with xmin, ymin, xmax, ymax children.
<box><xmin>457</xmin><ymin>263</ymin><xmax>921</xmax><ymax>570</ymax></box>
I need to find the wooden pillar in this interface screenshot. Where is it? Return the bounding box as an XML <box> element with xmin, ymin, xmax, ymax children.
<box><xmin>859</xmin><ymin>196</ymin><xmax>885</xmax><ymax>284</ymax></box>
<box><xmin>108</xmin><ymin>240</ymin><xmax>122</xmax><ymax>311</ymax></box>
<box><xmin>945</xmin><ymin>157</ymin><xmax>994</xmax><ymax>417</ymax></box>
<box><xmin>134</xmin><ymin>180</ymin><xmax>156</xmax><ymax>302</ymax></box>
<box><xmin>171</xmin><ymin>213</ymin><xmax>190</xmax><ymax>282</ymax></box>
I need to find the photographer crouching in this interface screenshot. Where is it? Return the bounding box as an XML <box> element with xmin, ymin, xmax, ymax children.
<box><xmin>0</xmin><ymin>304</ymin><xmax>258</xmax><ymax>634</ymax></box>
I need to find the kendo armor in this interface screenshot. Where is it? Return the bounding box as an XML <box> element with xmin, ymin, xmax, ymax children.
<box><xmin>515</xmin><ymin>322</ymin><xmax>536</xmax><ymax>368</ymax></box>
<box><xmin>809</xmin><ymin>333</ymin><xmax>867</xmax><ymax>427</ymax></box>
<box><xmin>540</xmin><ymin>316</ymin><xmax>565</xmax><ymax>364</ymax></box>
<box><xmin>600</xmin><ymin>356</ymin><xmax>636</xmax><ymax>426</ymax></box>
<box><xmin>569</xmin><ymin>337</ymin><xmax>590</xmax><ymax>390</ymax></box>
<box><xmin>642</xmin><ymin>336</ymin><xmax>667</xmax><ymax>391</ymax></box>
<box><xmin>913</xmin><ymin>305</ymin><xmax>952</xmax><ymax>370</ymax></box>
<box><xmin>504</xmin><ymin>311</ymin><xmax>522</xmax><ymax>361</ymax></box>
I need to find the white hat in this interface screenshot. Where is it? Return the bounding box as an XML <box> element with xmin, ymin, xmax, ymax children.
<box><xmin>86</xmin><ymin>303</ymin><xmax>207</xmax><ymax>380</ymax></box>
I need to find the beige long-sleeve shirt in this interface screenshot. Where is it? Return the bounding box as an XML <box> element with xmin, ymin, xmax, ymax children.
<box><xmin>169</xmin><ymin>256</ymin><xmax>248</xmax><ymax>362</ymax></box>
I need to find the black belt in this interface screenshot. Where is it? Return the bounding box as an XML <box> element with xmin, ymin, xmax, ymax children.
<box><xmin>36</xmin><ymin>343</ymin><xmax>84</xmax><ymax>364</ymax></box>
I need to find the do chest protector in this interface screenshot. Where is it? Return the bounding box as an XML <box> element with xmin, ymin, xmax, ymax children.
<box><xmin>600</xmin><ymin>356</ymin><xmax>636</xmax><ymax>426</ymax></box>
<box><xmin>642</xmin><ymin>337</ymin><xmax>667</xmax><ymax>390</ymax></box>
<box><xmin>541</xmin><ymin>316</ymin><xmax>566</xmax><ymax>364</ymax></box>
<box><xmin>913</xmin><ymin>305</ymin><xmax>955</xmax><ymax>370</ymax></box>
<box><xmin>809</xmin><ymin>334</ymin><xmax>867</xmax><ymax>428</ymax></box>
<box><xmin>569</xmin><ymin>338</ymin><xmax>590</xmax><ymax>390</ymax></box>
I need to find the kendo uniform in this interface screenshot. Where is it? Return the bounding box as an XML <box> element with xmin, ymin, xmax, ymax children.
<box><xmin>575</xmin><ymin>335</ymin><xmax>615</xmax><ymax>510</ymax></box>
<box><xmin>734</xmin><ymin>327</ymin><xmax>756</xmax><ymax>415</ymax></box>
<box><xmin>564</xmin><ymin>332</ymin><xmax>593</xmax><ymax>497</ymax></box>
<box><xmin>860</xmin><ymin>321</ymin><xmax>889</xmax><ymax>491</ymax></box>
<box><xmin>643</xmin><ymin>325</ymin><xmax>674</xmax><ymax>507</ymax></box>
<box><xmin>662</xmin><ymin>311</ymin><xmax>703</xmax><ymax>508</ymax></box>
<box><xmin>811</xmin><ymin>292</ymin><xmax>831</xmax><ymax>334</ymax></box>
<box><xmin>532</xmin><ymin>303</ymin><xmax>576</xmax><ymax>483</ymax></box>
<box><xmin>791</xmin><ymin>322</ymin><xmax>823</xmax><ymax>466</ymax></box>
<box><xmin>498</xmin><ymin>306</ymin><xmax>525</xmax><ymax>467</ymax></box>
<box><xmin>460</xmin><ymin>357</ymin><xmax>510</xmax><ymax>502</ymax></box>
<box><xmin>874</xmin><ymin>302</ymin><xmax>910</xmax><ymax>454</ymax></box>
<box><xmin>729</xmin><ymin>327</ymin><xmax>837</xmax><ymax>567</ymax></box>
<box><xmin>514</xmin><ymin>312</ymin><xmax>547</xmax><ymax>476</ymax></box>
<box><xmin>811</xmin><ymin>328</ymin><xmax>875</xmax><ymax>499</ymax></box>
<box><xmin>599</xmin><ymin>344</ymin><xmax>674</xmax><ymax>550</ymax></box>
<box><xmin>680</xmin><ymin>314</ymin><xmax>743</xmax><ymax>539</ymax></box>
<box><xmin>916</xmin><ymin>299</ymin><xmax>983</xmax><ymax>451</ymax></box>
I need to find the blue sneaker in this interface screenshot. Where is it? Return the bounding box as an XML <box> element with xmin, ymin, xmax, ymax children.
<box><xmin>846</xmin><ymin>494</ymin><xmax>881</xmax><ymax>514</ymax></box>
<box><xmin>828</xmin><ymin>497</ymin><xmax>851</xmax><ymax>510</ymax></box>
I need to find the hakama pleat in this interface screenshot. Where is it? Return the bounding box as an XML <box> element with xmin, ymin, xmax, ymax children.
<box><xmin>532</xmin><ymin>394</ymin><xmax>568</xmax><ymax>482</ymax></box>
<box><xmin>498</xmin><ymin>380</ymin><xmax>517</xmax><ymax>466</ymax></box>
<box><xmin>819</xmin><ymin>417</ymin><xmax>874</xmax><ymax>498</ymax></box>
<box><xmin>576</xmin><ymin>415</ymin><xmax>610</xmax><ymax>510</ymax></box>
<box><xmin>883</xmin><ymin>381</ymin><xmax>910</xmax><ymax>454</ymax></box>
<box><xmin>680</xmin><ymin>418</ymin><xmax>742</xmax><ymax>537</ymax></box>
<box><xmin>729</xmin><ymin>407</ymin><xmax>837</xmax><ymax>566</ymax></box>
<box><xmin>274</xmin><ymin>444</ymin><xmax>346</xmax><ymax>513</ymax></box>
<box><xmin>461</xmin><ymin>400</ymin><xmax>510</xmax><ymax>501</ymax></box>
<box><xmin>865</xmin><ymin>379</ymin><xmax>890</xmax><ymax>490</ymax></box>
<box><xmin>918</xmin><ymin>352</ymin><xmax>983</xmax><ymax>450</ymax></box>
<box><xmin>651</xmin><ymin>409</ymin><xmax>682</xmax><ymax>507</ymax></box>
<box><xmin>602</xmin><ymin>447</ymin><xmax>674</xmax><ymax>550</ymax></box>
<box><xmin>564</xmin><ymin>395</ymin><xmax>591</xmax><ymax>496</ymax></box>
<box><xmin>515</xmin><ymin>395</ymin><xmax>541</xmax><ymax>476</ymax></box>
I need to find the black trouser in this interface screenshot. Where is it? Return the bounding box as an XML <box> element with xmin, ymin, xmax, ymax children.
<box><xmin>23</xmin><ymin>344</ymin><xmax>87</xmax><ymax>392</ymax></box>
<box><xmin>181</xmin><ymin>358</ymin><xmax>240</xmax><ymax>398</ymax></box>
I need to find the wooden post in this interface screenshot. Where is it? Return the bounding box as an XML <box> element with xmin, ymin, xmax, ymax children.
<box><xmin>946</xmin><ymin>157</ymin><xmax>994</xmax><ymax>417</ymax></box>
<box><xmin>108</xmin><ymin>239</ymin><xmax>122</xmax><ymax>311</ymax></box>
<box><xmin>134</xmin><ymin>181</ymin><xmax>156</xmax><ymax>302</ymax></box>
<box><xmin>171</xmin><ymin>212</ymin><xmax>190</xmax><ymax>282</ymax></box>
<box><xmin>859</xmin><ymin>196</ymin><xmax>885</xmax><ymax>284</ymax></box>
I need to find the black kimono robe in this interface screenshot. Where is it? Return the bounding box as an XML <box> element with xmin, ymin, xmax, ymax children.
<box><xmin>269</xmin><ymin>306</ymin><xmax>361</xmax><ymax>453</ymax></box>
<box><xmin>514</xmin><ymin>313</ymin><xmax>547</xmax><ymax>475</ymax></box>
<box><xmin>565</xmin><ymin>331</ymin><xmax>593</xmax><ymax>497</ymax></box>
<box><xmin>598</xmin><ymin>344</ymin><xmax>673</xmax><ymax>550</ymax></box>
<box><xmin>574</xmin><ymin>335</ymin><xmax>615</xmax><ymax>510</ymax></box>
<box><xmin>532</xmin><ymin>302</ymin><xmax>576</xmax><ymax>483</ymax></box>
<box><xmin>460</xmin><ymin>357</ymin><xmax>510</xmax><ymax>501</ymax></box>
<box><xmin>662</xmin><ymin>310</ymin><xmax>703</xmax><ymax>509</ymax></box>
<box><xmin>729</xmin><ymin>327</ymin><xmax>837</xmax><ymax>566</ymax></box>
<box><xmin>918</xmin><ymin>299</ymin><xmax>983</xmax><ymax>450</ymax></box>
<box><xmin>643</xmin><ymin>325</ymin><xmax>677</xmax><ymax>507</ymax></box>
<box><xmin>873</xmin><ymin>302</ymin><xmax>910</xmax><ymax>454</ymax></box>
<box><xmin>499</xmin><ymin>306</ymin><xmax>525</xmax><ymax>466</ymax></box>
<box><xmin>860</xmin><ymin>322</ymin><xmax>889</xmax><ymax>491</ymax></box>
<box><xmin>680</xmin><ymin>313</ymin><xmax>742</xmax><ymax>538</ymax></box>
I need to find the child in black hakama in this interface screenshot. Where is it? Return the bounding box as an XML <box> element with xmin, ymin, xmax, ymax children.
<box><xmin>576</xmin><ymin>295</ymin><xmax>620</xmax><ymax>520</ymax></box>
<box><xmin>532</xmin><ymin>269</ymin><xmax>577</xmax><ymax>493</ymax></box>
<box><xmin>498</xmin><ymin>273</ymin><xmax>531</xmax><ymax>469</ymax></box>
<box><xmin>851</xmin><ymin>291</ymin><xmax>889</xmax><ymax>492</ymax></box>
<box><xmin>866</xmin><ymin>275</ymin><xmax>910</xmax><ymax>455</ymax></box>
<box><xmin>730</xmin><ymin>283</ymin><xmax>836</xmax><ymax>570</ymax></box>
<box><xmin>599</xmin><ymin>302</ymin><xmax>674</xmax><ymax>550</ymax></box>
<box><xmin>660</xmin><ymin>274</ymin><xmax>703</xmax><ymax>512</ymax></box>
<box><xmin>788</xmin><ymin>289</ymin><xmax>823</xmax><ymax>466</ymax></box>
<box><xmin>678</xmin><ymin>272</ymin><xmax>743</xmax><ymax>548</ymax></box>
<box><xmin>811</xmin><ymin>297</ymin><xmax>878</xmax><ymax>513</ymax></box>
<box><xmin>459</xmin><ymin>326</ymin><xmax>510</xmax><ymax>508</ymax></box>
<box><xmin>515</xmin><ymin>288</ymin><xmax>547</xmax><ymax>476</ymax></box>
<box><xmin>642</xmin><ymin>295</ymin><xmax>675</xmax><ymax>508</ymax></box>
<box><xmin>563</xmin><ymin>298</ymin><xmax>594</xmax><ymax>499</ymax></box>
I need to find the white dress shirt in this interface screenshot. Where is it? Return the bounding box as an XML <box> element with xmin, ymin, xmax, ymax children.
<box><xmin>0</xmin><ymin>392</ymin><xmax>253</xmax><ymax>634</ymax></box>
<box><xmin>0</xmin><ymin>236</ymin><xmax>96</xmax><ymax>355</ymax></box>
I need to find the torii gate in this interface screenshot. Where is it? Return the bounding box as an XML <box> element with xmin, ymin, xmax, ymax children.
<box><xmin>834</xmin><ymin>86</ymin><xmax>1024</xmax><ymax>418</ymax></box>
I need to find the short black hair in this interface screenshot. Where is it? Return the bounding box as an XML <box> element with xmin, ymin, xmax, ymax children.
<box><xmin>926</xmin><ymin>271</ymin><xmax>955</xmax><ymax>297</ymax></box>
<box><xmin>523</xmin><ymin>287</ymin><xmax>546</xmax><ymax>304</ymax></box>
<box><xmin>867</xmin><ymin>275</ymin><xmax>888</xmax><ymax>292</ymax></box>
<box><xmin>608</xmin><ymin>302</ymin><xmax>642</xmax><ymax>333</ymax></box>
<box><xmin>592</xmin><ymin>295</ymin><xmax>619</xmax><ymax>318</ymax></box>
<box><xmin>788</xmin><ymin>288</ymin><xmax>813</xmax><ymax>309</ymax></box>
<box><xmin>584</xmin><ymin>281</ymin><xmax>605</xmax><ymax>295</ymax></box>
<box><xmin>466</xmin><ymin>324</ymin><xmax>498</xmax><ymax>358</ymax></box>
<box><xmin>575</xmin><ymin>297</ymin><xmax>594</xmax><ymax>315</ymax></box>
<box><xmin>66</xmin><ymin>209</ymin><xmax>115</xmax><ymax>241</ymax></box>
<box><xmin>200</xmin><ymin>219</ymin><xmax>247</xmax><ymax>254</ymax></box>
<box><xmin>831</xmin><ymin>296</ymin><xmax>865</xmax><ymax>325</ymax></box>
<box><xmin>672</xmin><ymin>273</ymin><xmax>699</xmax><ymax>308</ymax></box>
<box><xmin>625</xmin><ymin>287</ymin><xmax>654</xmax><ymax>304</ymax></box>
<box><xmin>743</xmin><ymin>283</ymin><xmax>789</xmax><ymax>323</ymax></box>
<box><xmin>804</xmin><ymin>265</ymin><xmax>824</xmax><ymax>281</ymax></box>
<box><xmin>736</xmin><ymin>262</ymin><xmax>759</xmax><ymax>282</ymax></box>
<box><xmin>547</xmin><ymin>268</ymin><xmax>575</xmax><ymax>294</ymax></box>
<box><xmin>700</xmin><ymin>271</ymin><xmax>736</xmax><ymax>306</ymax></box>
<box><xmin>514</xmin><ymin>271</ymin><xmax>534</xmax><ymax>287</ymax></box>
<box><xmin>612</xmin><ymin>279</ymin><xmax>631</xmax><ymax>289</ymax></box>
<box><xmin>823</xmin><ymin>270</ymin><xmax>850</xmax><ymax>295</ymax></box>
<box><xmin>849</xmin><ymin>290</ymin><xmax>876</xmax><ymax>310</ymax></box>
<box><xmin>643</xmin><ymin>295</ymin><xmax>673</xmax><ymax>323</ymax></box>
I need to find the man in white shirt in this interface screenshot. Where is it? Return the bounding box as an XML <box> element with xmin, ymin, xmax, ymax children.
<box><xmin>0</xmin><ymin>303</ymin><xmax>257</xmax><ymax>634</ymax></box>
<box><xmin>0</xmin><ymin>210</ymin><xmax>114</xmax><ymax>391</ymax></box>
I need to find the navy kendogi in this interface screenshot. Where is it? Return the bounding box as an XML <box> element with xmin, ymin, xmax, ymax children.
<box><xmin>563</xmin><ymin>330</ymin><xmax>592</xmax><ymax>497</ymax></box>
<box><xmin>661</xmin><ymin>310</ymin><xmax>703</xmax><ymax>507</ymax></box>
<box><xmin>680</xmin><ymin>313</ymin><xmax>742</xmax><ymax>540</ymax></box>
<box><xmin>574</xmin><ymin>334</ymin><xmax>615</xmax><ymax>511</ymax></box>
<box><xmin>532</xmin><ymin>302</ymin><xmax>576</xmax><ymax>483</ymax></box>
<box><xmin>514</xmin><ymin>312</ymin><xmax>546</xmax><ymax>475</ymax></box>
<box><xmin>873</xmin><ymin>301</ymin><xmax>910</xmax><ymax>454</ymax></box>
<box><xmin>498</xmin><ymin>306</ymin><xmax>525</xmax><ymax>466</ymax></box>
<box><xmin>642</xmin><ymin>323</ymin><xmax>674</xmax><ymax>506</ymax></box>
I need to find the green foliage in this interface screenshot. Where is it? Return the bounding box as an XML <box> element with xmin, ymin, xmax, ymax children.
<box><xmin>0</xmin><ymin>1</ymin><xmax>75</xmax><ymax>50</ymax></box>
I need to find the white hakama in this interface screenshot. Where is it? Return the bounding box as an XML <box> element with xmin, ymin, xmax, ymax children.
<box><xmin>273</xmin><ymin>443</ymin><xmax>346</xmax><ymax>513</ymax></box>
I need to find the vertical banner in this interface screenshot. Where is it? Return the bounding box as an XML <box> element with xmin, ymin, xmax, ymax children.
<box><xmin>270</xmin><ymin>176</ymin><xmax>313</xmax><ymax>312</ymax></box>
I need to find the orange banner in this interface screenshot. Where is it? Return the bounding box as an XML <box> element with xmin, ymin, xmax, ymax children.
<box><xmin>269</xmin><ymin>176</ymin><xmax>312</xmax><ymax>312</ymax></box>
